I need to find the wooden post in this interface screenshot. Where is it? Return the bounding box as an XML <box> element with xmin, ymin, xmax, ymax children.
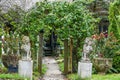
<box><xmin>64</xmin><ymin>39</ymin><xmax>68</xmax><ymax>74</ymax></box>
<box><xmin>0</xmin><ymin>41</ymin><xmax>1</xmax><ymax>57</ymax></box>
<box><xmin>51</xmin><ymin>31</ymin><xmax>54</xmax><ymax>55</ymax></box>
<box><xmin>38</xmin><ymin>30</ymin><xmax>44</xmax><ymax>75</ymax></box>
<box><xmin>69</xmin><ymin>37</ymin><xmax>73</xmax><ymax>73</ymax></box>
<box><xmin>37</xmin><ymin>35</ymin><xmax>39</xmax><ymax>69</ymax></box>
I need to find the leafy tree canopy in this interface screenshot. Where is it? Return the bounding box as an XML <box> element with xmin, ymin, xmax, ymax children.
<box><xmin>20</xmin><ymin>0</ymin><xmax>98</xmax><ymax>39</ymax></box>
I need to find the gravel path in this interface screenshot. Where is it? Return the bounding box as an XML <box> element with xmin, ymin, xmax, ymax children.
<box><xmin>41</xmin><ymin>57</ymin><xmax>67</xmax><ymax>80</ymax></box>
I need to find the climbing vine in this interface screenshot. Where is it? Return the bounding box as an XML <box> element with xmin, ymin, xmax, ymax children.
<box><xmin>18</xmin><ymin>0</ymin><xmax>99</xmax><ymax>71</ymax></box>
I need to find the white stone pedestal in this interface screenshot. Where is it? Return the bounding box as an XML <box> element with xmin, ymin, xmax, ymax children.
<box><xmin>78</xmin><ymin>62</ymin><xmax>92</xmax><ymax>79</ymax></box>
<box><xmin>18</xmin><ymin>60</ymin><xmax>33</xmax><ymax>80</ymax></box>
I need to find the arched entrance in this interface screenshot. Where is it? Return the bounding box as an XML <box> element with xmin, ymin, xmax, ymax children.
<box><xmin>38</xmin><ymin>30</ymin><xmax>73</xmax><ymax>75</ymax></box>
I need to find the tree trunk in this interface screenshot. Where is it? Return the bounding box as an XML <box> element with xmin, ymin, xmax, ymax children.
<box><xmin>38</xmin><ymin>33</ymin><xmax>43</xmax><ymax>75</ymax></box>
<box><xmin>64</xmin><ymin>39</ymin><xmax>69</xmax><ymax>74</ymax></box>
<box><xmin>69</xmin><ymin>37</ymin><xmax>73</xmax><ymax>73</ymax></box>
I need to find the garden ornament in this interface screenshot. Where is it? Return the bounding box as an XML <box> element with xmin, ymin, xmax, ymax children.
<box><xmin>82</xmin><ymin>37</ymin><xmax>93</xmax><ymax>62</ymax></box>
<box><xmin>21</xmin><ymin>36</ymin><xmax>31</xmax><ymax>60</ymax></box>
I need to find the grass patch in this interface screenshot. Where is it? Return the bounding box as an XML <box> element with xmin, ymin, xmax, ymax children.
<box><xmin>67</xmin><ymin>73</ymin><xmax>120</xmax><ymax>80</ymax></box>
<box><xmin>0</xmin><ymin>64</ymin><xmax>47</xmax><ymax>80</ymax></box>
<box><xmin>0</xmin><ymin>73</ymin><xmax>29</xmax><ymax>80</ymax></box>
<box><xmin>42</xmin><ymin>64</ymin><xmax>47</xmax><ymax>75</ymax></box>
<box><xmin>58</xmin><ymin>61</ymin><xmax>64</xmax><ymax>72</ymax></box>
<box><xmin>67</xmin><ymin>73</ymin><xmax>81</xmax><ymax>80</ymax></box>
<box><xmin>33</xmin><ymin>64</ymin><xmax>47</xmax><ymax>79</ymax></box>
<box><xmin>57</xmin><ymin>54</ymin><xmax>64</xmax><ymax>73</ymax></box>
<box><xmin>33</xmin><ymin>64</ymin><xmax>47</xmax><ymax>75</ymax></box>
<box><xmin>92</xmin><ymin>74</ymin><xmax>120</xmax><ymax>80</ymax></box>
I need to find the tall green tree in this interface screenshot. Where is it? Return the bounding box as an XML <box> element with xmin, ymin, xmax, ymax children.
<box><xmin>109</xmin><ymin>0</ymin><xmax>120</xmax><ymax>39</ymax></box>
<box><xmin>55</xmin><ymin>0</ymin><xmax>98</xmax><ymax>71</ymax></box>
<box><xmin>108</xmin><ymin>0</ymin><xmax>120</xmax><ymax>73</ymax></box>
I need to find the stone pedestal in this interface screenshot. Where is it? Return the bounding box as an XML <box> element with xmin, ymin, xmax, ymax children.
<box><xmin>78</xmin><ymin>62</ymin><xmax>92</xmax><ymax>79</ymax></box>
<box><xmin>18</xmin><ymin>60</ymin><xmax>33</xmax><ymax>80</ymax></box>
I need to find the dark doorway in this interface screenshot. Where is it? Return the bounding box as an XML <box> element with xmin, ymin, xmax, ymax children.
<box><xmin>99</xmin><ymin>19</ymin><xmax>109</xmax><ymax>33</ymax></box>
<box><xmin>43</xmin><ymin>30</ymin><xmax>59</xmax><ymax>56</ymax></box>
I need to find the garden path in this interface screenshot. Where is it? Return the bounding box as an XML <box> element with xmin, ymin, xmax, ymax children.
<box><xmin>41</xmin><ymin>57</ymin><xmax>67</xmax><ymax>80</ymax></box>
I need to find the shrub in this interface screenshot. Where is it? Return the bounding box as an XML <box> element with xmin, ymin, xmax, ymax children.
<box><xmin>58</xmin><ymin>62</ymin><xmax>64</xmax><ymax>73</ymax></box>
<box><xmin>113</xmin><ymin>54</ymin><xmax>120</xmax><ymax>72</ymax></box>
<box><xmin>0</xmin><ymin>67</ymin><xmax>8</xmax><ymax>73</ymax></box>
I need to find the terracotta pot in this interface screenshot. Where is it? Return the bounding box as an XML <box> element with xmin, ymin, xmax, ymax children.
<box><xmin>93</xmin><ymin>58</ymin><xmax>112</xmax><ymax>74</ymax></box>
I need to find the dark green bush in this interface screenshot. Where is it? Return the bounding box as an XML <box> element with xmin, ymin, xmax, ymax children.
<box><xmin>113</xmin><ymin>54</ymin><xmax>120</xmax><ymax>73</ymax></box>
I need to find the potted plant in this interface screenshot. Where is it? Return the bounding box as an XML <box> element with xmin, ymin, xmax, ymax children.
<box><xmin>92</xmin><ymin>32</ymin><xmax>116</xmax><ymax>74</ymax></box>
<box><xmin>2</xmin><ymin>33</ymin><xmax>20</xmax><ymax>72</ymax></box>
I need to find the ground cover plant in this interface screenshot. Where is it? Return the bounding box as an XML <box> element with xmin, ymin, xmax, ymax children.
<box><xmin>0</xmin><ymin>64</ymin><xmax>47</xmax><ymax>80</ymax></box>
<box><xmin>0</xmin><ymin>73</ymin><xmax>29</xmax><ymax>80</ymax></box>
<box><xmin>67</xmin><ymin>73</ymin><xmax>120</xmax><ymax>80</ymax></box>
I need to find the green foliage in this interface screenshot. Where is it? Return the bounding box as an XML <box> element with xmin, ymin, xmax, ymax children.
<box><xmin>55</xmin><ymin>0</ymin><xmax>98</xmax><ymax>39</ymax></box>
<box><xmin>33</xmin><ymin>64</ymin><xmax>47</xmax><ymax>75</ymax></box>
<box><xmin>92</xmin><ymin>74</ymin><xmax>120</xmax><ymax>80</ymax></box>
<box><xmin>0</xmin><ymin>28</ymin><xmax>4</xmax><ymax>36</ymax></box>
<box><xmin>0</xmin><ymin>73</ymin><xmax>29</xmax><ymax>80</ymax></box>
<box><xmin>67</xmin><ymin>73</ymin><xmax>120</xmax><ymax>80</ymax></box>
<box><xmin>113</xmin><ymin>54</ymin><xmax>120</xmax><ymax>72</ymax></box>
<box><xmin>109</xmin><ymin>0</ymin><xmax>120</xmax><ymax>39</ymax></box>
<box><xmin>1</xmin><ymin>0</ymin><xmax>98</xmax><ymax>74</ymax></box>
<box><xmin>19</xmin><ymin>0</ymin><xmax>98</xmax><ymax>38</ymax></box>
<box><xmin>3</xmin><ymin>32</ymin><xmax>20</xmax><ymax>54</ymax></box>
<box><xmin>17</xmin><ymin>1</ymin><xmax>98</xmax><ymax>72</ymax></box>
<box><xmin>67</xmin><ymin>74</ymin><xmax>81</xmax><ymax>80</ymax></box>
<box><xmin>58</xmin><ymin>61</ymin><xmax>64</xmax><ymax>72</ymax></box>
<box><xmin>109</xmin><ymin>1</ymin><xmax>120</xmax><ymax>72</ymax></box>
<box><xmin>105</xmin><ymin>39</ymin><xmax>120</xmax><ymax>73</ymax></box>
<box><xmin>0</xmin><ymin>42</ymin><xmax>2</xmax><ymax>57</ymax></box>
<box><xmin>42</xmin><ymin>64</ymin><xmax>47</xmax><ymax>75</ymax></box>
<box><xmin>91</xmin><ymin>32</ymin><xmax>119</xmax><ymax>58</ymax></box>
<box><xmin>92</xmin><ymin>24</ymin><xmax>120</xmax><ymax>73</ymax></box>
<box><xmin>0</xmin><ymin>6</ymin><xmax>25</xmax><ymax>32</ymax></box>
<box><xmin>0</xmin><ymin>67</ymin><xmax>8</xmax><ymax>73</ymax></box>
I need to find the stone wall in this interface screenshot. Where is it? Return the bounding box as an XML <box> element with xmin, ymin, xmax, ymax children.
<box><xmin>0</xmin><ymin>0</ymin><xmax>41</xmax><ymax>11</ymax></box>
<box><xmin>89</xmin><ymin>0</ymin><xmax>112</xmax><ymax>33</ymax></box>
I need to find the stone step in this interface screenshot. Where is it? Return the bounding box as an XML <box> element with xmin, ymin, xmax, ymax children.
<box><xmin>95</xmin><ymin>7</ymin><xmax>107</xmax><ymax>12</ymax></box>
<box><xmin>95</xmin><ymin>10</ymin><xmax>108</xmax><ymax>16</ymax></box>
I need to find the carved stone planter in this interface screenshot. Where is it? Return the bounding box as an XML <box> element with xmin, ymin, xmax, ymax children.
<box><xmin>2</xmin><ymin>54</ymin><xmax>19</xmax><ymax>72</ymax></box>
<box><xmin>93</xmin><ymin>58</ymin><xmax>112</xmax><ymax>74</ymax></box>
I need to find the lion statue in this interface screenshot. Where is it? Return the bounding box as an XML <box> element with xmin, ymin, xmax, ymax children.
<box><xmin>21</xmin><ymin>36</ymin><xmax>31</xmax><ymax>60</ymax></box>
<box><xmin>82</xmin><ymin>37</ymin><xmax>94</xmax><ymax>62</ymax></box>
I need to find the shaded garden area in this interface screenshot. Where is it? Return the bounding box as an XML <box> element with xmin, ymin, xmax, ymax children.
<box><xmin>0</xmin><ymin>0</ymin><xmax>120</xmax><ymax>80</ymax></box>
